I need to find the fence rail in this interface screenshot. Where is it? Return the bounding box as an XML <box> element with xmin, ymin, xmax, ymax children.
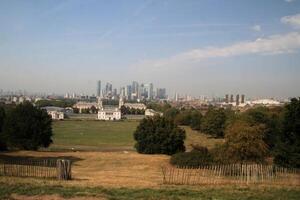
<box><xmin>162</xmin><ymin>164</ymin><xmax>300</xmax><ymax>185</ymax></box>
<box><xmin>0</xmin><ymin>159</ymin><xmax>72</xmax><ymax>180</ymax></box>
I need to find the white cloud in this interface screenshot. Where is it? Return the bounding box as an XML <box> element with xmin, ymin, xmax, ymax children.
<box><xmin>137</xmin><ymin>32</ymin><xmax>300</xmax><ymax>69</ymax></box>
<box><xmin>284</xmin><ymin>0</ymin><xmax>295</xmax><ymax>3</ymax></box>
<box><xmin>251</xmin><ymin>25</ymin><xmax>261</xmax><ymax>32</ymax></box>
<box><xmin>281</xmin><ymin>13</ymin><xmax>300</xmax><ymax>28</ymax></box>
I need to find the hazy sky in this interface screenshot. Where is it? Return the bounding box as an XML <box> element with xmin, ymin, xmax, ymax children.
<box><xmin>0</xmin><ymin>0</ymin><xmax>300</xmax><ymax>98</ymax></box>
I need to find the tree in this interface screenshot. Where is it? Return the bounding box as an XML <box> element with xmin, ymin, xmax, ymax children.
<box><xmin>134</xmin><ymin>116</ymin><xmax>186</xmax><ymax>155</ymax></box>
<box><xmin>163</xmin><ymin>107</ymin><xmax>180</xmax><ymax>122</ymax></box>
<box><xmin>73</xmin><ymin>107</ymin><xmax>79</xmax><ymax>114</ymax></box>
<box><xmin>190</xmin><ymin>110</ymin><xmax>202</xmax><ymax>130</ymax></box>
<box><xmin>274</xmin><ymin>98</ymin><xmax>300</xmax><ymax>168</ymax></box>
<box><xmin>90</xmin><ymin>105</ymin><xmax>97</xmax><ymax>114</ymax></box>
<box><xmin>242</xmin><ymin>106</ymin><xmax>282</xmax><ymax>152</ymax></box>
<box><xmin>223</xmin><ymin>120</ymin><xmax>268</xmax><ymax>163</ymax></box>
<box><xmin>201</xmin><ymin>107</ymin><xmax>227</xmax><ymax>137</ymax></box>
<box><xmin>0</xmin><ymin>106</ymin><xmax>6</xmax><ymax>150</ymax></box>
<box><xmin>3</xmin><ymin>102</ymin><xmax>53</xmax><ymax>150</ymax></box>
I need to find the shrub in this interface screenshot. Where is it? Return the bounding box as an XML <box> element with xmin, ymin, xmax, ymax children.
<box><xmin>170</xmin><ymin>146</ymin><xmax>213</xmax><ymax>167</ymax></box>
<box><xmin>134</xmin><ymin>116</ymin><xmax>186</xmax><ymax>155</ymax></box>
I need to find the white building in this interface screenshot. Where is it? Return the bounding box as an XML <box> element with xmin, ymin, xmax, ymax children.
<box><xmin>145</xmin><ymin>109</ymin><xmax>163</xmax><ymax>117</ymax></box>
<box><xmin>97</xmin><ymin>98</ymin><xmax>121</xmax><ymax>120</ymax></box>
<box><xmin>251</xmin><ymin>99</ymin><xmax>281</xmax><ymax>106</ymax></box>
<box><xmin>42</xmin><ymin>106</ymin><xmax>65</xmax><ymax>120</ymax></box>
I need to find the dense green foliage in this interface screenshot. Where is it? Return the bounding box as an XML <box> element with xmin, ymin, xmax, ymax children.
<box><xmin>35</xmin><ymin>99</ymin><xmax>76</xmax><ymax>108</ymax></box>
<box><xmin>222</xmin><ymin>120</ymin><xmax>268</xmax><ymax>163</ymax></box>
<box><xmin>146</xmin><ymin>102</ymin><xmax>171</xmax><ymax>112</ymax></box>
<box><xmin>120</xmin><ymin>105</ymin><xmax>145</xmax><ymax>115</ymax></box>
<box><xmin>0</xmin><ymin>106</ymin><xmax>6</xmax><ymax>150</ymax></box>
<box><xmin>2</xmin><ymin>102</ymin><xmax>53</xmax><ymax>150</ymax></box>
<box><xmin>201</xmin><ymin>107</ymin><xmax>227</xmax><ymax>138</ymax></box>
<box><xmin>134</xmin><ymin>116</ymin><xmax>186</xmax><ymax>155</ymax></box>
<box><xmin>174</xmin><ymin>109</ymin><xmax>202</xmax><ymax>130</ymax></box>
<box><xmin>241</xmin><ymin>107</ymin><xmax>283</xmax><ymax>152</ymax></box>
<box><xmin>274</xmin><ymin>98</ymin><xmax>300</xmax><ymax>168</ymax></box>
<box><xmin>170</xmin><ymin>145</ymin><xmax>213</xmax><ymax>167</ymax></box>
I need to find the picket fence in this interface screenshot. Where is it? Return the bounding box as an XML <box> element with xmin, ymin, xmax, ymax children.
<box><xmin>0</xmin><ymin>158</ymin><xmax>72</xmax><ymax>180</ymax></box>
<box><xmin>161</xmin><ymin>164</ymin><xmax>300</xmax><ymax>185</ymax></box>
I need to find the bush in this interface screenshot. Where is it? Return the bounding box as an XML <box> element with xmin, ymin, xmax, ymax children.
<box><xmin>134</xmin><ymin>116</ymin><xmax>186</xmax><ymax>155</ymax></box>
<box><xmin>170</xmin><ymin>146</ymin><xmax>213</xmax><ymax>167</ymax></box>
<box><xmin>3</xmin><ymin>102</ymin><xmax>53</xmax><ymax>150</ymax></box>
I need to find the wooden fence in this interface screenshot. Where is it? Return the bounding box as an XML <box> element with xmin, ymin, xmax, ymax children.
<box><xmin>0</xmin><ymin>159</ymin><xmax>72</xmax><ymax>180</ymax></box>
<box><xmin>161</xmin><ymin>164</ymin><xmax>300</xmax><ymax>185</ymax></box>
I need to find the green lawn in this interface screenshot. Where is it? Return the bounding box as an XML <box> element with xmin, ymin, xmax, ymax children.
<box><xmin>50</xmin><ymin>120</ymin><xmax>139</xmax><ymax>151</ymax></box>
<box><xmin>0</xmin><ymin>182</ymin><xmax>299</xmax><ymax>200</ymax></box>
<box><xmin>49</xmin><ymin>120</ymin><xmax>223</xmax><ymax>151</ymax></box>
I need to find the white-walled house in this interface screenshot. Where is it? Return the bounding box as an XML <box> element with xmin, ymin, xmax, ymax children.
<box><xmin>41</xmin><ymin>106</ymin><xmax>65</xmax><ymax>120</ymax></box>
<box><xmin>98</xmin><ymin>107</ymin><xmax>121</xmax><ymax>120</ymax></box>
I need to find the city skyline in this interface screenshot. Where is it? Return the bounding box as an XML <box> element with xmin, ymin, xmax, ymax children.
<box><xmin>0</xmin><ymin>0</ymin><xmax>300</xmax><ymax>98</ymax></box>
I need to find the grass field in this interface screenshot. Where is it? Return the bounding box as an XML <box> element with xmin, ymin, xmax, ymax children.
<box><xmin>0</xmin><ymin>121</ymin><xmax>299</xmax><ymax>199</ymax></box>
<box><xmin>1</xmin><ymin>151</ymin><xmax>300</xmax><ymax>199</ymax></box>
<box><xmin>50</xmin><ymin>120</ymin><xmax>139</xmax><ymax>151</ymax></box>
<box><xmin>50</xmin><ymin>120</ymin><xmax>224</xmax><ymax>151</ymax></box>
<box><xmin>1</xmin><ymin>181</ymin><xmax>300</xmax><ymax>200</ymax></box>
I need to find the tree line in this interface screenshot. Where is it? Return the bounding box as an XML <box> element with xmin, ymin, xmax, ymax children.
<box><xmin>134</xmin><ymin>98</ymin><xmax>300</xmax><ymax>168</ymax></box>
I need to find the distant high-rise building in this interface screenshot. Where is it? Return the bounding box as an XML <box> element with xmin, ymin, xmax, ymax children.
<box><xmin>131</xmin><ymin>81</ymin><xmax>139</xmax><ymax>100</ymax></box>
<box><xmin>97</xmin><ymin>80</ymin><xmax>101</xmax><ymax>97</ymax></box>
<box><xmin>236</xmin><ymin>94</ymin><xmax>240</xmax><ymax>106</ymax></box>
<box><xmin>105</xmin><ymin>82</ymin><xmax>112</xmax><ymax>96</ymax></box>
<box><xmin>156</xmin><ymin>88</ymin><xmax>166</xmax><ymax>99</ymax></box>
<box><xmin>175</xmin><ymin>92</ymin><xmax>179</xmax><ymax>101</ymax></box>
<box><xmin>230</xmin><ymin>94</ymin><xmax>234</xmax><ymax>103</ymax></box>
<box><xmin>225</xmin><ymin>94</ymin><xmax>229</xmax><ymax>103</ymax></box>
<box><xmin>113</xmin><ymin>88</ymin><xmax>117</xmax><ymax>96</ymax></box>
<box><xmin>241</xmin><ymin>94</ymin><xmax>245</xmax><ymax>104</ymax></box>
<box><xmin>125</xmin><ymin>85</ymin><xmax>132</xmax><ymax>100</ymax></box>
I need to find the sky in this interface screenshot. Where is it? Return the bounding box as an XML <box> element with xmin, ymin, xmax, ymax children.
<box><xmin>0</xmin><ymin>0</ymin><xmax>300</xmax><ymax>99</ymax></box>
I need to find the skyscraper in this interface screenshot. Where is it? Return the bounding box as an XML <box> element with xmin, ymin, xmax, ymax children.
<box><xmin>236</xmin><ymin>94</ymin><xmax>240</xmax><ymax>106</ymax></box>
<box><xmin>241</xmin><ymin>94</ymin><xmax>245</xmax><ymax>104</ymax></box>
<box><xmin>97</xmin><ymin>80</ymin><xmax>101</xmax><ymax>97</ymax></box>
<box><xmin>105</xmin><ymin>82</ymin><xmax>112</xmax><ymax>95</ymax></box>
<box><xmin>230</xmin><ymin>94</ymin><xmax>234</xmax><ymax>103</ymax></box>
<box><xmin>225</xmin><ymin>94</ymin><xmax>229</xmax><ymax>103</ymax></box>
<box><xmin>125</xmin><ymin>85</ymin><xmax>132</xmax><ymax>100</ymax></box>
<box><xmin>156</xmin><ymin>88</ymin><xmax>166</xmax><ymax>99</ymax></box>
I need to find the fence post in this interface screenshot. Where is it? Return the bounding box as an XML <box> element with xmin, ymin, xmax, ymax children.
<box><xmin>56</xmin><ymin>159</ymin><xmax>72</xmax><ymax>180</ymax></box>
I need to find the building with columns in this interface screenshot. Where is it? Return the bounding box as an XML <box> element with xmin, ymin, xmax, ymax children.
<box><xmin>97</xmin><ymin>98</ymin><xmax>122</xmax><ymax>120</ymax></box>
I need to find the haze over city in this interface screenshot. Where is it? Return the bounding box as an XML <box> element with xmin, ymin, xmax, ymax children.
<box><xmin>1</xmin><ymin>0</ymin><xmax>300</xmax><ymax>98</ymax></box>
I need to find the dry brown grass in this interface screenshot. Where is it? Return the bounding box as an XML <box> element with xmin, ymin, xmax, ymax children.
<box><xmin>0</xmin><ymin>150</ymin><xmax>170</xmax><ymax>188</ymax></box>
<box><xmin>183</xmin><ymin>126</ymin><xmax>224</xmax><ymax>151</ymax></box>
